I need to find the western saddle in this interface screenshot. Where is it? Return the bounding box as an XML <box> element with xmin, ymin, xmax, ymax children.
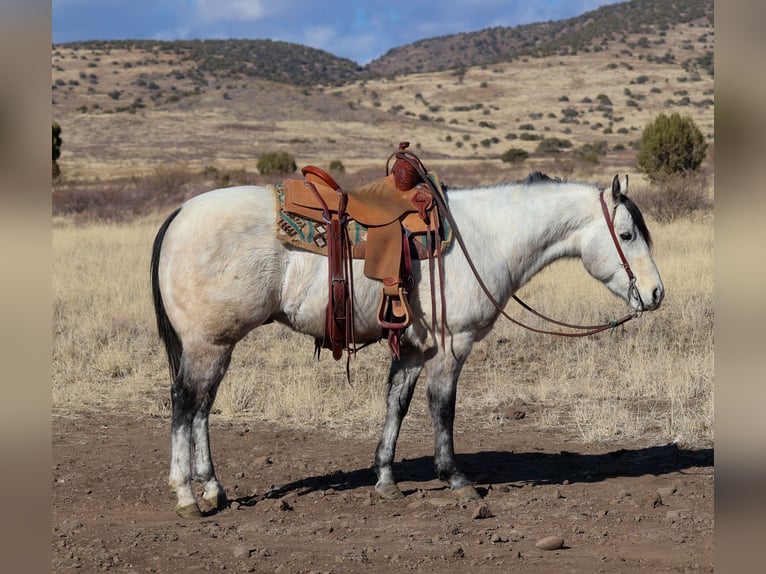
<box><xmin>281</xmin><ymin>142</ymin><xmax>447</xmax><ymax>361</ymax></box>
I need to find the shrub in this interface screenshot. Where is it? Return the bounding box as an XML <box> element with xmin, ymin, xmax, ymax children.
<box><xmin>328</xmin><ymin>159</ymin><xmax>345</xmax><ymax>173</ymax></box>
<box><xmin>500</xmin><ymin>148</ymin><xmax>529</xmax><ymax>163</ymax></box>
<box><xmin>536</xmin><ymin>137</ymin><xmax>572</xmax><ymax>154</ymax></box>
<box><xmin>574</xmin><ymin>141</ymin><xmax>608</xmax><ymax>164</ymax></box>
<box><xmin>561</xmin><ymin>107</ymin><xmax>578</xmax><ymax>118</ymax></box>
<box><xmin>638</xmin><ymin>172</ymin><xmax>711</xmax><ymax>222</ymax></box>
<box><xmin>637</xmin><ymin>112</ymin><xmax>707</xmax><ymax>181</ymax></box>
<box><xmin>257</xmin><ymin>150</ymin><xmax>296</xmax><ymax>175</ymax></box>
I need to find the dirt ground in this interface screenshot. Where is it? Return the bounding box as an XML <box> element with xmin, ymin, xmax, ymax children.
<box><xmin>52</xmin><ymin>410</ymin><xmax>713</xmax><ymax>573</ymax></box>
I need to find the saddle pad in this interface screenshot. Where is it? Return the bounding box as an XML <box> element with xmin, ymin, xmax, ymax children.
<box><xmin>273</xmin><ymin>179</ymin><xmax>452</xmax><ymax>257</ymax></box>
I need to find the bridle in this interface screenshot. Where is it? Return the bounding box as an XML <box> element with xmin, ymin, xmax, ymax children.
<box><xmin>598</xmin><ymin>188</ymin><xmax>644</xmax><ymax>316</ymax></box>
<box><xmin>506</xmin><ymin>190</ymin><xmax>643</xmax><ymax>337</ymax></box>
<box><xmin>392</xmin><ymin>149</ymin><xmax>642</xmax><ymax>338</ymax></box>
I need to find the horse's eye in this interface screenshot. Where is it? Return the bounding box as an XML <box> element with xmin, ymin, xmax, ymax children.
<box><xmin>619</xmin><ymin>232</ymin><xmax>633</xmax><ymax>241</ymax></box>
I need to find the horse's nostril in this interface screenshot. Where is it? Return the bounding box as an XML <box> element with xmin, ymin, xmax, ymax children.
<box><xmin>653</xmin><ymin>287</ymin><xmax>662</xmax><ymax>303</ymax></box>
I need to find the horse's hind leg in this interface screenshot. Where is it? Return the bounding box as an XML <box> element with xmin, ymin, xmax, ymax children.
<box><xmin>424</xmin><ymin>332</ymin><xmax>481</xmax><ymax>501</ymax></box>
<box><xmin>192</xmin><ymin>379</ymin><xmax>227</xmax><ymax>510</ymax></box>
<box><xmin>169</xmin><ymin>342</ymin><xmax>232</xmax><ymax>518</ymax></box>
<box><xmin>374</xmin><ymin>346</ymin><xmax>423</xmax><ymax>500</ymax></box>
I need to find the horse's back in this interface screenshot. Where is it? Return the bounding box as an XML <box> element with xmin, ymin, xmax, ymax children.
<box><xmin>158</xmin><ymin>186</ymin><xmax>285</xmax><ymax>345</ymax></box>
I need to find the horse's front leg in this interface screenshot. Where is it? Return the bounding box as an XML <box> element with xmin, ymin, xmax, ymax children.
<box><xmin>374</xmin><ymin>345</ymin><xmax>423</xmax><ymax>500</ymax></box>
<box><xmin>425</xmin><ymin>332</ymin><xmax>482</xmax><ymax>501</ymax></box>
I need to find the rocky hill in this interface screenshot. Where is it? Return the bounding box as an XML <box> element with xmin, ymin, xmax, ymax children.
<box><xmin>55</xmin><ymin>0</ymin><xmax>713</xmax><ymax>87</ymax></box>
<box><xmin>367</xmin><ymin>0</ymin><xmax>712</xmax><ymax>76</ymax></box>
<box><xmin>51</xmin><ymin>0</ymin><xmax>714</xmax><ymax>188</ymax></box>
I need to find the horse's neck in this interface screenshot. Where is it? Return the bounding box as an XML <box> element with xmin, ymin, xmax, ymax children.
<box><xmin>449</xmin><ymin>183</ymin><xmax>595</xmax><ymax>289</ymax></box>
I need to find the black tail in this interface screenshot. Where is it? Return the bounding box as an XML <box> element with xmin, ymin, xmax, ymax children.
<box><xmin>151</xmin><ymin>207</ymin><xmax>183</xmax><ymax>383</ymax></box>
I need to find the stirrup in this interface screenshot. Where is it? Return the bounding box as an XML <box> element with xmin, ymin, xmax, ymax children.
<box><xmin>377</xmin><ymin>285</ymin><xmax>412</xmax><ymax>330</ymax></box>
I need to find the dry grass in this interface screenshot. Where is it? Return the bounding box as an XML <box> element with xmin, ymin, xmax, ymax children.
<box><xmin>52</xmin><ymin>206</ymin><xmax>713</xmax><ymax>447</ymax></box>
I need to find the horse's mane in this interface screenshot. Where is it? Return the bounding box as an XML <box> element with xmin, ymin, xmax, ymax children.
<box><xmin>621</xmin><ymin>194</ymin><xmax>652</xmax><ymax>249</ymax></box>
<box><xmin>516</xmin><ymin>172</ymin><xmax>652</xmax><ymax>249</ymax></box>
<box><xmin>517</xmin><ymin>171</ymin><xmax>562</xmax><ymax>185</ymax></box>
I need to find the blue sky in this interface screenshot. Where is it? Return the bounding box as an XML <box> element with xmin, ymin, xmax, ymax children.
<box><xmin>52</xmin><ymin>0</ymin><xmax>624</xmax><ymax>65</ymax></box>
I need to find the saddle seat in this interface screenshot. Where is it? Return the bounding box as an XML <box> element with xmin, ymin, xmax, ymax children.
<box><xmin>280</xmin><ymin>144</ymin><xmax>445</xmax><ymax>361</ymax></box>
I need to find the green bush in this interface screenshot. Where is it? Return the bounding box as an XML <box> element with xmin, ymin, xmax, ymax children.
<box><xmin>328</xmin><ymin>159</ymin><xmax>345</xmax><ymax>173</ymax></box>
<box><xmin>500</xmin><ymin>148</ymin><xmax>529</xmax><ymax>163</ymax></box>
<box><xmin>637</xmin><ymin>112</ymin><xmax>707</xmax><ymax>181</ymax></box>
<box><xmin>257</xmin><ymin>150</ymin><xmax>297</xmax><ymax>175</ymax></box>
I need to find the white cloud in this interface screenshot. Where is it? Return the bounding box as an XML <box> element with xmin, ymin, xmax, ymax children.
<box><xmin>193</xmin><ymin>0</ymin><xmax>268</xmax><ymax>24</ymax></box>
<box><xmin>302</xmin><ymin>25</ymin><xmax>338</xmax><ymax>51</ymax></box>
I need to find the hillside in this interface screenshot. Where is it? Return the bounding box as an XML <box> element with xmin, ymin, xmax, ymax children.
<box><xmin>55</xmin><ymin>38</ymin><xmax>363</xmax><ymax>88</ymax></box>
<box><xmin>54</xmin><ymin>0</ymin><xmax>714</xmax><ymax>87</ymax></box>
<box><xmin>367</xmin><ymin>0</ymin><xmax>713</xmax><ymax>76</ymax></box>
<box><xmin>51</xmin><ymin>0</ymin><xmax>714</xmax><ymax>191</ymax></box>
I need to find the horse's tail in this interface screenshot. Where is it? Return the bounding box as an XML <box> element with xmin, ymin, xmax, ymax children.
<box><xmin>151</xmin><ymin>207</ymin><xmax>183</xmax><ymax>383</ymax></box>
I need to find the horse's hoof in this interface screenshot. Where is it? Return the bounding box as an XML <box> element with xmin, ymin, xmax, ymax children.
<box><xmin>453</xmin><ymin>485</ymin><xmax>482</xmax><ymax>501</ymax></box>
<box><xmin>376</xmin><ymin>484</ymin><xmax>405</xmax><ymax>500</ymax></box>
<box><xmin>175</xmin><ymin>503</ymin><xmax>203</xmax><ymax>519</ymax></box>
<box><xmin>203</xmin><ymin>491</ymin><xmax>228</xmax><ymax>510</ymax></box>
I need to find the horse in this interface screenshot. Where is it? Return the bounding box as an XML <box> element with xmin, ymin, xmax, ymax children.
<box><xmin>151</xmin><ymin>171</ymin><xmax>664</xmax><ymax>518</ymax></box>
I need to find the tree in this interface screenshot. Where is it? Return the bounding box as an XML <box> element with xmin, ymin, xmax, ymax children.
<box><xmin>256</xmin><ymin>150</ymin><xmax>296</xmax><ymax>175</ymax></box>
<box><xmin>637</xmin><ymin>112</ymin><xmax>707</xmax><ymax>180</ymax></box>
<box><xmin>52</xmin><ymin>122</ymin><xmax>62</xmax><ymax>178</ymax></box>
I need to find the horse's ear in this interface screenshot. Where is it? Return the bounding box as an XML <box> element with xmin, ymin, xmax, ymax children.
<box><xmin>622</xmin><ymin>174</ymin><xmax>629</xmax><ymax>196</ymax></box>
<box><xmin>611</xmin><ymin>174</ymin><xmax>621</xmax><ymax>201</ymax></box>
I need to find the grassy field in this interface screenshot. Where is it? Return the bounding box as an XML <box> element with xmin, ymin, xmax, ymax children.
<box><xmin>52</xmin><ymin>198</ymin><xmax>713</xmax><ymax>447</ymax></box>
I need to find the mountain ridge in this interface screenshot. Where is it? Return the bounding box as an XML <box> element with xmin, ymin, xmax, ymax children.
<box><xmin>54</xmin><ymin>0</ymin><xmax>713</xmax><ymax>86</ymax></box>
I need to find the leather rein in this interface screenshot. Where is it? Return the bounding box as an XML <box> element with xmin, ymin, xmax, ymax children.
<box><xmin>392</xmin><ymin>151</ymin><xmax>642</xmax><ymax>338</ymax></box>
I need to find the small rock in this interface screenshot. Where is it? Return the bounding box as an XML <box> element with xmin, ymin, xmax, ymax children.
<box><xmin>535</xmin><ymin>535</ymin><xmax>564</xmax><ymax>551</ymax></box>
<box><xmin>452</xmin><ymin>547</ymin><xmax>465</xmax><ymax>558</ymax></box>
<box><xmin>491</xmin><ymin>533</ymin><xmax>508</xmax><ymax>544</ymax></box>
<box><xmin>648</xmin><ymin>492</ymin><xmax>663</xmax><ymax>507</ymax></box>
<box><xmin>615</xmin><ymin>489</ymin><xmax>631</xmax><ymax>502</ymax></box>
<box><xmin>471</xmin><ymin>504</ymin><xmax>493</xmax><ymax>519</ymax></box>
<box><xmin>230</xmin><ymin>501</ymin><xmax>240</xmax><ymax>511</ymax></box>
<box><xmin>232</xmin><ymin>545</ymin><xmax>254</xmax><ymax>559</ymax></box>
<box><xmin>428</xmin><ymin>497</ymin><xmax>457</xmax><ymax>509</ymax></box>
<box><xmin>657</xmin><ymin>486</ymin><xmax>677</xmax><ymax>497</ymax></box>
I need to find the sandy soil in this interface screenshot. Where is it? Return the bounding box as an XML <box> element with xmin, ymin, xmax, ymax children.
<box><xmin>52</xmin><ymin>410</ymin><xmax>713</xmax><ymax>573</ymax></box>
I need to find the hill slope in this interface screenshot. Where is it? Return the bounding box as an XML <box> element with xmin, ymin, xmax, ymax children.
<box><xmin>55</xmin><ymin>0</ymin><xmax>713</xmax><ymax>87</ymax></box>
<box><xmin>367</xmin><ymin>0</ymin><xmax>713</xmax><ymax>76</ymax></box>
<box><xmin>51</xmin><ymin>0</ymin><xmax>714</xmax><ymax>186</ymax></box>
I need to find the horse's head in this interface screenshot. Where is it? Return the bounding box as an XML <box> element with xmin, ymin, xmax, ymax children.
<box><xmin>581</xmin><ymin>175</ymin><xmax>664</xmax><ymax>312</ymax></box>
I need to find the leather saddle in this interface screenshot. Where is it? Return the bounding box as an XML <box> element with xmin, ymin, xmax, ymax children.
<box><xmin>281</xmin><ymin>142</ymin><xmax>445</xmax><ymax>361</ymax></box>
